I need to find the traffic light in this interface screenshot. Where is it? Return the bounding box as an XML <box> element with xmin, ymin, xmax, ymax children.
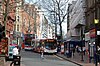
<box><xmin>0</xmin><ymin>24</ymin><xmax>5</xmax><ymax>41</ymax></box>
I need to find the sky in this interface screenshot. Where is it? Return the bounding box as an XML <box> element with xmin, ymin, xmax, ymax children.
<box><xmin>24</xmin><ymin>0</ymin><xmax>76</xmax><ymax>35</ymax></box>
<box><xmin>25</xmin><ymin>0</ymin><xmax>39</xmax><ymax>4</ymax></box>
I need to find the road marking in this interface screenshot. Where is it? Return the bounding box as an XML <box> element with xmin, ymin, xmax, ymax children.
<box><xmin>54</xmin><ymin>55</ymin><xmax>64</xmax><ymax>60</ymax></box>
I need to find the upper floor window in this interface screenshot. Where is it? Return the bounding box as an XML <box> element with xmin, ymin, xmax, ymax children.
<box><xmin>17</xmin><ymin>16</ymin><xmax>20</xmax><ymax>22</ymax></box>
<box><xmin>0</xmin><ymin>3</ymin><xmax>2</xmax><ymax>9</ymax></box>
<box><xmin>17</xmin><ymin>24</ymin><xmax>19</xmax><ymax>31</ymax></box>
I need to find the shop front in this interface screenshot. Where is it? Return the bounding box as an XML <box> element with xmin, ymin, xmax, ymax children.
<box><xmin>64</xmin><ymin>40</ymin><xmax>83</xmax><ymax>58</ymax></box>
<box><xmin>89</xmin><ymin>29</ymin><xmax>96</xmax><ymax>63</ymax></box>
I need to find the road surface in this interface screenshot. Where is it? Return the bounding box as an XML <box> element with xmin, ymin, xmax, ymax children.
<box><xmin>20</xmin><ymin>50</ymin><xmax>79</xmax><ymax>66</ymax></box>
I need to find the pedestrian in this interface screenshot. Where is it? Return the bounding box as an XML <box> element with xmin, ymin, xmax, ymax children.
<box><xmin>10</xmin><ymin>46</ymin><xmax>19</xmax><ymax>66</ymax></box>
<box><xmin>76</xmin><ymin>45</ymin><xmax>79</xmax><ymax>53</ymax></box>
<box><xmin>65</xmin><ymin>49</ymin><xmax>70</xmax><ymax>58</ymax></box>
<box><xmin>83</xmin><ymin>46</ymin><xmax>86</xmax><ymax>55</ymax></box>
<box><xmin>72</xmin><ymin>48</ymin><xmax>75</xmax><ymax>56</ymax></box>
<box><xmin>78</xmin><ymin>47</ymin><xmax>81</xmax><ymax>55</ymax></box>
<box><xmin>18</xmin><ymin>45</ymin><xmax>21</xmax><ymax>54</ymax></box>
<box><xmin>13</xmin><ymin>46</ymin><xmax>19</xmax><ymax>56</ymax></box>
<box><xmin>40</xmin><ymin>45</ymin><xmax>44</xmax><ymax>59</ymax></box>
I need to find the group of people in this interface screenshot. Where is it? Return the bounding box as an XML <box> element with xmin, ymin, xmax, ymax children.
<box><xmin>65</xmin><ymin>45</ymin><xmax>86</xmax><ymax>58</ymax></box>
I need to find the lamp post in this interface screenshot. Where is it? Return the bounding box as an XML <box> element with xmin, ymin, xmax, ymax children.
<box><xmin>80</xmin><ymin>26</ymin><xmax>84</xmax><ymax>61</ymax></box>
<box><xmin>94</xmin><ymin>0</ymin><xmax>99</xmax><ymax>65</ymax></box>
<box><xmin>94</xmin><ymin>19</ymin><xmax>99</xmax><ymax>66</ymax></box>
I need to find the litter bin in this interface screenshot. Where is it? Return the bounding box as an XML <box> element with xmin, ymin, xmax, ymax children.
<box><xmin>13</xmin><ymin>55</ymin><xmax>21</xmax><ymax>66</ymax></box>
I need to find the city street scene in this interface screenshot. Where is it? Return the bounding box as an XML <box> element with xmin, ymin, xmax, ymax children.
<box><xmin>0</xmin><ymin>0</ymin><xmax>100</xmax><ymax>66</ymax></box>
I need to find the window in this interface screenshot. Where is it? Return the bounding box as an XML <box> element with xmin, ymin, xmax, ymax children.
<box><xmin>0</xmin><ymin>3</ymin><xmax>2</xmax><ymax>9</ymax></box>
<box><xmin>17</xmin><ymin>24</ymin><xmax>19</xmax><ymax>31</ymax></box>
<box><xmin>17</xmin><ymin>18</ymin><xmax>19</xmax><ymax>21</ymax></box>
<box><xmin>17</xmin><ymin>16</ymin><xmax>20</xmax><ymax>22</ymax></box>
<box><xmin>14</xmin><ymin>24</ymin><xmax>16</xmax><ymax>31</ymax></box>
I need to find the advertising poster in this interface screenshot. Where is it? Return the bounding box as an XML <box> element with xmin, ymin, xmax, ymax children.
<box><xmin>0</xmin><ymin>38</ymin><xmax>8</xmax><ymax>55</ymax></box>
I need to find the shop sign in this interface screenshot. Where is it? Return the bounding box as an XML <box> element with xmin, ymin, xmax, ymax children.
<box><xmin>97</xmin><ymin>31</ymin><xmax>100</xmax><ymax>35</ymax></box>
<box><xmin>89</xmin><ymin>29</ymin><xmax>96</xmax><ymax>38</ymax></box>
<box><xmin>0</xmin><ymin>38</ymin><xmax>8</xmax><ymax>55</ymax></box>
<box><xmin>85</xmin><ymin>32</ymin><xmax>90</xmax><ymax>41</ymax></box>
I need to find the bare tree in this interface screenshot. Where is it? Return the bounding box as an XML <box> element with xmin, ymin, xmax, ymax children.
<box><xmin>39</xmin><ymin>0</ymin><xmax>68</xmax><ymax>39</ymax></box>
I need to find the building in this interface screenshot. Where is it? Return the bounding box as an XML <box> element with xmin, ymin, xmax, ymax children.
<box><xmin>0</xmin><ymin>0</ymin><xmax>16</xmax><ymax>56</ymax></box>
<box><xmin>85</xmin><ymin>0</ymin><xmax>100</xmax><ymax>62</ymax></box>
<box><xmin>41</xmin><ymin>16</ymin><xmax>48</xmax><ymax>38</ymax></box>
<box><xmin>14</xmin><ymin>0</ymin><xmax>24</xmax><ymax>45</ymax></box>
<box><xmin>66</xmin><ymin>0</ymin><xmax>86</xmax><ymax>54</ymax></box>
<box><xmin>67</xmin><ymin>0</ymin><xmax>85</xmax><ymax>41</ymax></box>
<box><xmin>15</xmin><ymin>1</ymin><xmax>41</xmax><ymax>44</ymax></box>
<box><xmin>0</xmin><ymin>0</ymin><xmax>16</xmax><ymax>39</ymax></box>
<box><xmin>0</xmin><ymin>0</ymin><xmax>3</xmax><ymax>25</ymax></box>
<box><xmin>39</xmin><ymin>14</ymin><xmax>54</xmax><ymax>39</ymax></box>
<box><xmin>85</xmin><ymin>0</ymin><xmax>100</xmax><ymax>44</ymax></box>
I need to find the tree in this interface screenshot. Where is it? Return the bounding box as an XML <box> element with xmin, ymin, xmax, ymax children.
<box><xmin>39</xmin><ymin>0</ymin><xmax>68</xmax><ymax>39</ymax></box>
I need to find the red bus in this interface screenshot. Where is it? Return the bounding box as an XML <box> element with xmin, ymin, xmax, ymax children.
<box><xmin>24</xmin><ymin>34</ymin><xmax>35</xmax><ymax>51</ymax></box>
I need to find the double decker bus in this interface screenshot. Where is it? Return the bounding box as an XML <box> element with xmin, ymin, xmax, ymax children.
<box><xmin>40</xmin><ymin>39</ymin><xmax>57</xmax><ymax>54</ymax></box>
<box><xmin>24</xmin><ymin>34</ymin><xmax>35</xmax><ymax>51</ymax></box>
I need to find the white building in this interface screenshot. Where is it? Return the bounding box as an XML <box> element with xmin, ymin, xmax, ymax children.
<box><xmin>40</xmin><ymin>15</ymin><xmax>54</xmax><ymax>39</ymax></box>
<box><xmin>67</xmin><ymin>0</ymin><xmax>85</xmax><ymax>41</ymax></box>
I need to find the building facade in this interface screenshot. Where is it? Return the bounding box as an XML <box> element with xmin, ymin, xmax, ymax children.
<box><xmin>0</xmin><ymin>0</ymin><xmax>16</xmax><ymax>39</ymax></box>
<box><xmin>0</xmin><ymin>0</ymin><xmax>3</xmax><ymax>25</ymax></box>
<box><xmin>15</xmin><ymin>1</ymin><xmax>41</xmax><ymax>37</ymax></box>
<box><xmin>67</xmin><ymin>0</ymin><xmax>100</xmax><ymax>63</ymax></box>
<box><xmin>85</xmin><ymin>0</ymin><xmax>100</xmax><ymax>62</ymax></box>
<box><xmin>67</xmin><ymin>0</ymin><xmax>86</xmax><ymax>41</ymax></box>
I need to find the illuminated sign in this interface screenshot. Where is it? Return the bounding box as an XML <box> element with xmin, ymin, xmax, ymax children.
<box><xmin>89</xmin><ymin>29</ymin><xmax>96</xmax><ymax>38</ymax></box>
<box><xmin>46</xmin><ymin>39</ymin><xmax>55</xmax><ymax>42</ymax></box>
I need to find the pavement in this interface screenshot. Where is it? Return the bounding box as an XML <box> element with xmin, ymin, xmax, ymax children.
<box><xmin>4</xmin><ymin>61</ymin><xmax>25</xmax><ymax>66</ymax></box>
<box><xmin>0</xmin><ymin>56</ymin><xmax>25</xmax><ymax>66</ymax></box>
<box><xmin>0</xmin><ymin>57</ymin><xmax>5</xmax><ymax>66</ymax></box>
<box><xmin>56</xmin><ymin>52</ymin><xmax>100</xmax><ymax>66</ymax></box>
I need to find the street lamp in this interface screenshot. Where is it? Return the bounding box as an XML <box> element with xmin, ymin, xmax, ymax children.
<box><xmin>94</xmin><ymin>19</ymin><xmax>99</xmax><ymax>66</ymax></box>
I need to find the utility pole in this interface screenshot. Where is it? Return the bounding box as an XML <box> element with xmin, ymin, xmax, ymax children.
<box><xmin>81</xmin><ymin>26</ymin><xmax>84</xmax><ymax>61</ymax></box>
<box><xmin>94</xmin><ymin>0</ymin><xmax>99</xmax><ymax>66</ymax></box>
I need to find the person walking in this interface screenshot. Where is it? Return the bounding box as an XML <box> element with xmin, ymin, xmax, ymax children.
<box><xmin>10</xmin><ymin>46</ymin><xmax>19</xmax><ymax>66</ymax></box>
<box><xmin>83</xmin><ymin>46</ymin><xmax>86</xmax><ymax>55</ymax></box>
<box><xmin>13</xmin><ymin>46</ymin><xmax>19</xmax><ymax>57</ymax></box>
<box><xmin>40</xmin><ymin>46</ymin><xmax>44</xmax><ymax>59</ymax></box>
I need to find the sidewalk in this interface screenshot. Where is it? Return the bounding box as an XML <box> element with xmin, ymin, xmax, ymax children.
<box><xmin>56</xmin><ymin>52</ymin><xmax>98</xmax><ymax>66</ymax></box>
<box><xmin>0</xmin><ymin>57</ymin><xmax>5</xmax><ymax>66</ymax></box>
<box><xmin>4</xmin><ymin>61</ymin><xmax>25</xmax><ymax>66</ymax></box>
<box><xmin>0</xmin><ymin>56</ymin><xmax>25</xmax><ymax>66</ymax></box>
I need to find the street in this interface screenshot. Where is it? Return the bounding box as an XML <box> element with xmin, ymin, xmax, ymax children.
<box><xmin>20</xmin><ymin>50</ymin><xmax>79</xmax><ymax>66</ymax></box>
